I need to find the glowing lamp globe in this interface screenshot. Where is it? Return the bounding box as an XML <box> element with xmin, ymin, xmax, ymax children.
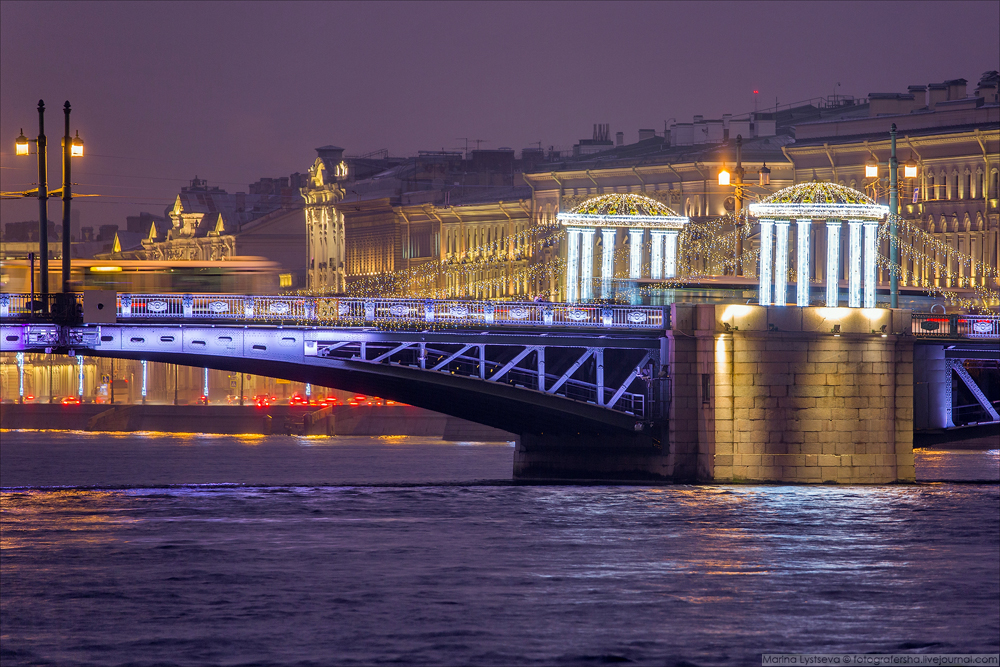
<box><xmin>718</xmin><ymin>169</ymin><xmax>730</xmax><ymax>186</ymax></box>
<box><xmin>865</xmin><ymin>160</ymin><xmax>878</xmax><ymax>178</ymax></box>
<box><xmin>15</xmin><ymin>130</ymin><xmax>30</xmax><ymax>156</ymax></box>
<box><xmin>758</xmin><ymin>163</ymin><xmax>771</xmax><ymax>186</ymax></box>
<box><xmin>71</xmin><ymin>131</ymin><xmax>84</xmax><ymax>157</ymax></box>
<box><xmin>904</xmin><ymin>161</ymin><xmax>917</xmax><ymax>179</ymax></box>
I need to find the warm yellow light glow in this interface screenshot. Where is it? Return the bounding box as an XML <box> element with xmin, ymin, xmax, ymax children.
<box><xmin>818</xmin><ymin>307</ymin><xmax>851</xmax><ymax>321</ymax></box>
<box><xmin>718</xmin><ymin>169</ymin><xmax>730</xmax><ymax>186</ymax></box>
<box><xmin>715</xmin><ymin>335</ymin><xmax>728</xmax><ymax>365</ymax></box>
<box><xmin>721</xmin><ymin>304</ymin><xmax>752</xmax><ymax>322</ymax></box>
<box><xmin>71</xmin><ymin>131</ymin><xmax>84</xmax><ymax>157</ymax></box>
<box><xmin>865</xmin><ymin>164</ymin><xmax>878</xmax><ymax>178</ymax></box>
<box><xmin>904</xmin><ymin>163</ymin><xmax>917</xmax><ymax>179</ymax></box>
<box><xmin>90</xmin><ymin>266</ymin><xmax>122</xmax><ymax>272</ymax></box>
<box><xmin>15</xmin><ymin>130</ymin><xmax>29</xmax><ymax>156</ymax></box>
<box><xmin>861</xmin><ymin>308</ymin><xmax>885</xmax><ymax>320</ymax></box>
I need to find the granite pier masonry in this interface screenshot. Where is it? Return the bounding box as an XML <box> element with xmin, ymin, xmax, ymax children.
<box><xmin>667</xmin><ymin>304</ymin><xmax>914</xmax><ymax>484</ymax></box>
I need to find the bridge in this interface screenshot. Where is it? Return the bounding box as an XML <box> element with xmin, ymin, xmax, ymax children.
<box><xmin>2</xmin><ymin>292</ymin><xmax>998</xmax><ymax>482</ymax></box>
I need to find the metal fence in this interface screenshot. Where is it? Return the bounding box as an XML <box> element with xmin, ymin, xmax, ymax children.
<box><xmin>0</xmin><ymin>293</ymin><xmax>667</xmax><ymax>330</ymax></box>
<box><xmin>911</xmin><ymin>313</ymin><xmax>1000</xmax><ymax>338</ymax></box>
<box><xmin>3</xmin><ymin>293</ymin><xmax>999</xmax><ymax>339</ymax></box>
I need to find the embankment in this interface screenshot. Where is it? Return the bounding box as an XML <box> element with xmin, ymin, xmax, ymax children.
<box><xmin>0</xmin><ymin>403</ymin><xmax>514</xmax><ymax>441</ymax></box>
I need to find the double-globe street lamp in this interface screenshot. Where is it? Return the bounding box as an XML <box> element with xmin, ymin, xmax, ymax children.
<box><xmin>15</xmin><ymin>100</ymin><xmax>84</xmax><ymax>313</ymax></box>
<box><xmin>865</xmin><ymin>122</ymin><xmax>917</xmax><ymax>308</ymax></box>
<box><xmin>717</xmin><ymin>134</ymin><xmax>772</xmax><ymax>276</ymax></box>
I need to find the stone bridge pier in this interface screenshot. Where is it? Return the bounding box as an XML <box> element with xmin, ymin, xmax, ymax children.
<box><xmin>667</xmin><ymin>304</ymin><xmax>915</xmax><ymax>484</ymax></box>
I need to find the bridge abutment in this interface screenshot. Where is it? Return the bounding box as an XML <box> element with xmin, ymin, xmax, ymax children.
<box><xmin>513</xmin><ymin>426</ymin><xmax>672</xmax><ymax>481</ymax></box>
<box><xmin>669</xmin><ymin>304</ymin><xmax>915</xmax><ymax>484</ymax></box>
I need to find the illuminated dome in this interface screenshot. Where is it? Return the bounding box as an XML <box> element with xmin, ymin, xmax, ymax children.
<box><xmin>559</xmin><ymin>193</ymin><xmax>688</xmax><ymax>228</ymax></box>
<box><xmin>749</xmin><ymin>182</ymin><xmax>888</xmax><ymax>220</ymax></box>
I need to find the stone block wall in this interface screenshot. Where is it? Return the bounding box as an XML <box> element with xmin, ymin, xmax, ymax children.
<box><xmin>669</xmin><ymin>304</ymin><xmax>915</xmax><ymax>484</ymax></box>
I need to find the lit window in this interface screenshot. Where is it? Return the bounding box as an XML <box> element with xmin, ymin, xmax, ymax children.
<box><xmin>279</xmin><ymin>273</ymin><xmax>292</xmax><ymax>288</ymax></box>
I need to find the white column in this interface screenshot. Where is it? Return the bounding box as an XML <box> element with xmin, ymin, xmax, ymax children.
<box><xmin>796</xmin><ymin>219</ymin><xmax>810</xmax><ymax>307</ymax></box>
<box><xmin>566</xmin><ymin>228</ymin><xmax>581</xmax><ymax>302</ymax></box>
<box><xmin>580</xmin><ymin>228</ymin><xmax>596</xmax><ymax>301</ymax></box>
<box><xmin>825</xmin><ymin>220</ymin><xmax>841</xmax><ymax>307</ymax></box>
<box><xmin>774</xmin><ymin>221</ymin><xmax>790</xmax><ymax>306</ymax></box>
<box><xmin>628</xmin><ymin>229</ymin><xmax>643</xmax><ymax>280</ymax></box>
<box><xmin>664</xmin><ymin>230</ymin><xmax>679</xmax><ymax>278</ymax></box>
<box><xmin>864</xmin><ymin>221</ymin><xmax>878</xmax><ymax>308</ymax></box>
<box><xmin>650</xmin><ymin>231</ymin><xmax>665</xmax><ymax>280</ymax></box>
<box><xmin>758</xmin><ymin>220</ymin><xmax>774</xmax><ymax>306</ymax></box>
<box><xmin>848</xmin><ymin>220</ymin><xmax>862</xmax><ymax>307</ymax></box>
<box><xmin>601</xmin><ymin>229</ymin><xmax>616</xmax><ymax>299</ymax></box>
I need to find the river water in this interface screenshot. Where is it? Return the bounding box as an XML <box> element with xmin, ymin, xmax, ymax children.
<box><xmin>1</xmin><ymin>431</ymin><xmax>998</xmax><ymax>666</ymax></box>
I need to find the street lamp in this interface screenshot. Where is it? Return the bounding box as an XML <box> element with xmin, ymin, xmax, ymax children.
<box><xmin>865</xmin><ymin>123</ymin><xmax>917</xmax><ymax>308</ymax></box>
<box><xmin>71</xmin><ymin>131</ymin><xmax>84</xmax><ymax>158</ymax></box>
<box><xmin>15</xmin><ymin>130</ymin><xmax>30</xmax><ymax>156</ymax></box>
<box><xmin>13</xmin><ymin>100</ymin><xmax>84</xmax><ymax>306</ymax></box>
<box><xmin>758</xmin><ymin>163</ymin><xmax>771</xmax><ymax>186</ymax></box>
<box><xmin>717</xmin><ymin>135</ymin><xmax>747</xmax><ymax>275</ymax></box>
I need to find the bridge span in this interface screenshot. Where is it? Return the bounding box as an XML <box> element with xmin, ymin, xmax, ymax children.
<box><xmin>2</xmin><ymin>292</ymin><xmax>998</xmax><ymax>483</ymax></box>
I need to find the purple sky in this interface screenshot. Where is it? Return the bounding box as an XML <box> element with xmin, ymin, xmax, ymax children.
<box><xmin>2</xmin><ymin>0</ymin><xmax>998</xmax><ymax>231</ymax></box>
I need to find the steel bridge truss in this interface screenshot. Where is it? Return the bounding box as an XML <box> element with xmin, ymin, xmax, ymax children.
<box><xmin>306</xmin><ymin>333</ymin><xmax>662</xmax><ymax>420</ymax></box>
<box><xmin>1</xmin><ymin>323</ymin><xmax>665</xmax><ymax>421</ymax></box>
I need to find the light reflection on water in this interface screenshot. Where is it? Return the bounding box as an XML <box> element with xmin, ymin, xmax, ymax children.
<box><xmin>0</xmin><ymin>432</ymin><xmax>997</xmax><ymax>666</ymax></box>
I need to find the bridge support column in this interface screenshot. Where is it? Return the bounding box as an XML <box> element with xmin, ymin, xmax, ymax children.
<box><xmin>670</xmin><ymin>304</ymin><xmax>915</xmax><ymax>484</ymax></box>
<box><xmin>513</xmin><ymin>427</ymin><xmax>670</xmax><ymax>481</ymax></box>
<box><xmin>914</xmin><ymin>344</ymin><xmax>949</xmax><ymax>429</ymax></box>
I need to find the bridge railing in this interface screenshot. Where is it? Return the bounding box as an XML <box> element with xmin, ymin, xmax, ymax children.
<box><xmin>911</xmin><ymin>313</ymin><xmax>1000</xmax><ymax>338</ymax></box>
<box><xmin>113</xmin><ymin>294</ymin><xmax>667</xmax><ymax>330</ymax></box>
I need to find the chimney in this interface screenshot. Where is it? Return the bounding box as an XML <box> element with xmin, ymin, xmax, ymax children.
<box><xmin>945</xmin><ymin>78</ymin><xmax>967</xmax><ymax>100</ymax></box>
<box><xmin>927</xmin><ymin>82</ymin><xmax>948</xmax><ymax>108</ymax></box>
<box><xmin>908</xmin><ymin>85</ymin><xmax>927</xmax><ymax>108</ymax></box>
<box><xmin>616</xmin><ymin>131</ymin><xmax>624</xmax><ymax>146</ymax></box>
<box><xmin>638</xmin><ymin>128</ymin><xmax>656</xmax><ymax>141</ymax></box>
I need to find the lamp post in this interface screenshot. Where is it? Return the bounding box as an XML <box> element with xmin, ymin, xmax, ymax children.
<box><xmin>733</xmin><ymin>135</ymin><xmax>745</xmax><ymax>276</ymax></box>
<box><xmin>62</xmin><ymin>102</ymin><xmax>84</xmax><ymax>294</ymax></box>
<box><xmin>889</xmin><ymin>123</ymin><xmax>899</xmax><ymax>308</ymax></box>
<box><xmin>718</xmin><ymin>134</ymin><xmax>769</xmax><ymax>276</ymax></box>
<box><xmin>863</xmin><ymin>123</ymin><xmax>914</xmax><ymax>309</ymax></box>
<box><xmin>14</xmin><ymin>100</ymin><xmax>83</xmax><ymax>312</ymax></box>
<box><xmin>33</xmin><ymin>101</ymin><xmax>49</xmax><ymax>312</ymax></box>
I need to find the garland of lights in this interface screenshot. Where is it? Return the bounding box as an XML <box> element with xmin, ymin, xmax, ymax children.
<box><xmin>292</xmin><ymin>189</ymin><xmax>997</xmax><ymax>312</ymax></box>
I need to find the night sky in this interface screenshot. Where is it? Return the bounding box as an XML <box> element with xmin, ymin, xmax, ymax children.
<box><xmin>1</xmin><ymin>0</ymin><xmax>998</xmax><ymax>230</ymax></box>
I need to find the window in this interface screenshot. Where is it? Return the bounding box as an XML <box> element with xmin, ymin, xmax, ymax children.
<box><xmin>279</xmin><ymin>273</ymin><xmax>293</xmax><ymax>288</ymax></box>
<box><xmin>702</xmin><ymin>373</ymin><xmax>711</xmax><ymax>405</ymax></box>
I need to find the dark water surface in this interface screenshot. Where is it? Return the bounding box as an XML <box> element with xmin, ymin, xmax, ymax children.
<box><xmin>2</xmin><ymin>431</ymin><xmax>998</xmax><ymax>666</ymax></box>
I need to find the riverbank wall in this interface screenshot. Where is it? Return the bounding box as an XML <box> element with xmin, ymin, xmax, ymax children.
<box><xmin>0</xmin><ymin>403</ymin><xmax>514</xmax><ymax>441</ymax></box>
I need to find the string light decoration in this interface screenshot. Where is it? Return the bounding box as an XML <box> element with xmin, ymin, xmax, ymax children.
<box><xmin>748</xmin><ymin>182</ymin><xmax>889</xmax><ymax>220</ymax></box>
<box><xmin>292</xmin><ymin>184</ymin><xmax>995</xmax><ymax>314</ymax></box>
<box><xmin>556</xmin><ymin>193</ymin><xmax>689</xmax><ymax>228</ymax></box>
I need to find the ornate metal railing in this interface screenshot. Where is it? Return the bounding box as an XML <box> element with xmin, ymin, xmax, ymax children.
<box><xmin>3</xmin><ymin>293</ymin><xmax>998</xmax><ymax>338</ymax></box>
<box><xmin>911</xmin><ymin>313</ymin><xmax>1000</xmax><ymax>338</ymax></box>
<box><xmin>0</xmin><ymin>293</ymin><xmax>667</xmax><ymax>330</ymax></box>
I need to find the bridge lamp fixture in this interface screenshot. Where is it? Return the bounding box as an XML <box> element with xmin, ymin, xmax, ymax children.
<box><xmin>758</xmin><ymin>163</ymin><xmax>771</xmax><ymax>186</ymax></box>
<box><xmin>903</xmin><ymin>160</ymin><xmax>918</xmax><ymax>179</ymax></box>
<box><xmin>71</xmin><ymin>130</ymin><xmax>84</xmax><ymax>157</ymax></box>
<box><xmin>15</xmin><ymin>129</ymin><xmax>30</xmax><ymax>155</ymax></box>
<box><xmin>865</xmin><ymin>159</ymin><xmax>878</xmax><ymax>178</ymax></box>
<box><xmin>831</xmin><ymin>324</ymin><xmax>841</xmax><ymax>337</ymax></box>
<box><xmin>718</xmin><ymin>166</ymin><xmax>731</xmax><ymax>186</ymax></box>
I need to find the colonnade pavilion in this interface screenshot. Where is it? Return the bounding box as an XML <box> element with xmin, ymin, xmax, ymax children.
<box><xmin>558</xmin><ymin>183</ymin><xmax>892</xmax><ymax>308</ymax></box>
